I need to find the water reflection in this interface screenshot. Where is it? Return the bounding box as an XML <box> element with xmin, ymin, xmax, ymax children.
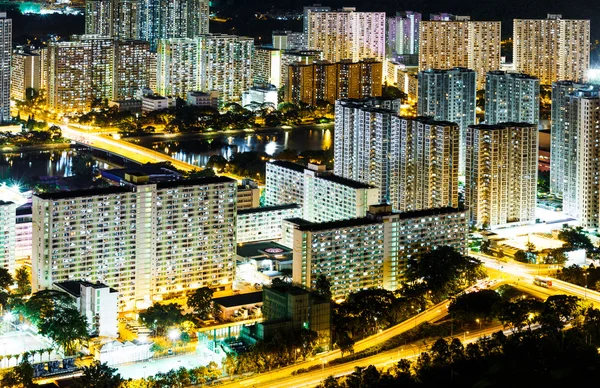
<box><xmin>134</xmin><ymin>125</ymin><xmax>333</xmax><ymax>167</ymax></box>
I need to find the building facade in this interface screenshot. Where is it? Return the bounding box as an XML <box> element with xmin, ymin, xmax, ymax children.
<box><xmin>386</xmin><ymin>11</ymin><xmax>421</xmax><ymax>59</ymax></box>
<box><xmin>513</xmin><ymin>15</ymin><xmax>590</xmax><ymax>85</ymax></box>
<box><xmin>237</xmin><ymin>204</ymin><xmax>302</xmax><ymax>244</ymax></box>
<box><xmin>417</xmin><ymin>67</ymin><xmax>477</xmax><ymax>173</ymax></box>
<box><xmin>11</xmin><ymin>49</ymin><xmax>42</xmax><ymax>101</ymax></box>
<box><xmin>32</xmin><ymin>177</ymin><xmax>237</xmax><ymax>310</ymax></box>
<box><xmin>0</xmin><ymin>201</ymin><xmax>16</xmax><ymax>273</ymax></box>
<box><xmin>306</xmin><ymin>7</ymin><xmax>385</xmax><ymax>63</ymax></box>
<box><xmin>287</xmin><ymin>59</ymin><xmax>382</xmax><ymax>106</ymax></box>
<box><xmin>0</xmin><ymin>13</ymin><xmax>11</xmax><ymax>122</ymax></box>
<box><xmin>419</xmin><ymin>17</ymin><xmax>500</xmax><ymax>90</ymax></box>
<box><xmin>252</xmin><ymin>47</ymin><xmax>282</xmax><ymax>89</ymax></box>
<box><xmin>288</xmin><ymin>205</ymin><xmax>468</xmax><ymax>297</ymax></box>
<box><xmin>466</xmin><ymin>123</ymin><xmax>538</xmax><ymax>228</ymax></box>
<box><xmin>484</xmin><ymin>71</ymin><xmax>540</xmax><ymax>125</ymax></box>
<box><xmin>138</xmin><ymin>0</ymin><xmax>209</xmax><ymax>51</ymax></box>
<box><xmin>265</xmin><ymin>161</ymin><xmax>379</xmax><ymax>224</ymax></box>
<box><xmin>198</xmin><ymin>34</ymin><xmax>254</xmax><ymax>103</ymax></box>
<box><xmin>156</xmin><ymin>38</ymin><xmax>200</xmax><ymax>97</ymax></box>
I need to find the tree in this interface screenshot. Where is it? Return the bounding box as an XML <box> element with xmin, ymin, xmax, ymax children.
<box><xmin>540</xmin><ymin>294</ymin><xmax>581</xmax><ymax>333</ymax></box>
<box><xmin>545</xmin><ymin>249</ymin><xmax>568</xmax><ymax>265</ymax></box>
<box><xmin>71</xmin><ymin>151</ymin><xmax>95</xmax><ymax>183</ymax></box>
<box><xmin>275</xmin><ymin>148</ymin><xmax>299</xmax><ymax>161</ymax></box>
<box><xmin>558</xmin><ymin>226</ymin><xmax>594</xmax><ymax>250</ymax></box>
<box><xmin>186</xmin><ymin>287</ymin><xmax>216</xmax><ymax>320</ymax></box>
<box><xmin>18</xmin><ymin>289</ymin><xmax>75</xmax><ymax>326</ymax></box>
<box><xmin>14</xmin><ymin>267</ymin><xmax>31</xmax><ymax>296</ymax></box>
<box><xmin>405</xmin><ymin>246</ymin><xmax>486</xmax><ymax>301</ymax></box>
<box><xmin>314</xmin><ymin>275</ymin><xmax>332</xmax><ymax>299</ymax></box>
<box><xmin>449</xmin><ymin>289</ymin><xmax>502</xmax><ymax>324</ymax></box>
<box><xmin>513</xmin><ymin>250</ymin><xmax>528</xmax><ymax>263</ymax></box>
<box><xmin>1</xmin><ymin>357</ymin><xmax>35</xmax><ymax>388</ymax></box>
<box><xmin>139</xmin><ymin>303</ymin><xmax>186</xmax><ymax>335</ymax></box>
<box><xmin>206</xmin><ymin>155</ymin><xmax>228</xmax><ymax>171</ymax></box>
<box><xmin>0</xmin><ymin>267</ymin><xmax>12</xmax><ymax>310</ymax></box>
<box><xmin>497</xmin><ymin>298</ymin><xmax>543</xmax><ymax>332</ymax></box>
<box><xmin>73</xmin><ymin>361</ymin><xmax>123</xmax><ymax>388</ymax></box>
<box><xmin>39</xmin><ymin>306</ymin><xmax>89</xmax><ymax>355</ymax></box>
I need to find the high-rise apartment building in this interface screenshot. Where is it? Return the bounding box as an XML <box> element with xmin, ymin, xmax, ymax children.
<box><xmin>418</xmin><ymin>67</ymin><xmax>477</xmax><ymax>173</ymax></box>
<box><xmin>198</xmin><ymin>34</ymin><xmax>254</xmax><ymax>103</ymax></box>
<box><xmin>287</xmin><ymin>205</ymin><xmax>468</xmax><ymax>298</ymax></box>
<box><xmin>0</xmin><ymin>200</ymin><xmax>16</xmax><ymax>274</ymax></box>
<box><xmin>85</xmin><ymin>0</ymin><xmax>113</xmax><ymax>36</ymax></box>
<box><xmin>252</xmin><ymin>47</ymin><xmax>283</xmax><ymax>89</ymax></box>
<box><xmin>466</xmin><ymin>123</ymin><xmax>538</xmax><ymax>228</ymax></box>
<box><xmin>484</xmin><ymin>71</ymin><xmax>540</xmax><ymax>125</ymax></box>
<box><xmin>32</xmin><ymin>177</ymin><xmax>237</xmax><ymax>310</ymax></box>
<box><xmin>513</xmin><ymin>15</ymin><xmax>590</xmax><ymax>85</ymax></box>
<box><xmin>307</xmin><ymin>7</ymin><xmax>385</xmax><ymax>63</ymax></box>
<box><xmin>46</xmin><ymin>36</ymin><xmax>152</xmax><ymax>112</ymax></box>
<box><xmin>113</xmin><ymin>0</ymin><xmax>139</xmax><ymax>40</ymax></box>
<box><xmin>11</xmin><ymin>49</ymin><xmax>42</xmax><ymax>101</ymax></box>
<box><xmin>386</xmin><ymin>11</ymin><xmax>421</xmax><ymax>59</ymax></box>
<box><xmin>265</xmin><ymin>161</ymin><xmax>379</xmax><ymax>224</ymax></box>
<box><xmin>303</xmin><ymin>5</ymin><xmax>331</xmax><ymax>36</ymax></box>
<box><xmin>550</xmin><ymin>84</ymin><xmax>600</xmax><ymax>228</ymax></box>
<box><xmin>0</xmin><ymin>13</ymin><xmax>11</xmax><ymax>123</ymax></box>
<box><xmin>334</xmin><ymin>98</ymin><xmax>459</xmax><ymax>211</ymax></box>
<box><xmin>156</xmin><ymin>38</ymin><xmax>200</xmax><ymax>97</ymax></box>
<box><xmin>419</xmin><ymin>17</ymin><xmax>500</xmax><ymax>90</ymax></box>
<box><xmin>550</xmin><ymin>81</ymin><xmax>588</xmax><ymax>197</ymax></box>
<box><xmin>272</xmin><ymin>31</ymin><xmax>306</xmax><ymax>51</ymax></box>
<box><xmin>138</xmin><ymin>0</ymin><xmax>209</xmax><ymax>51</ymax></box>
<box><xmin>286</xmin><ymin>59</ymin><xmax>382</xmax><ymax>106</ymax></box>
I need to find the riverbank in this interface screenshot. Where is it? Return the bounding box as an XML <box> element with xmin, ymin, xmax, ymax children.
<box><xmin>122</xmin><ymin>123</ymin><xmax>334</xmax><ymax>143</ymax></box>
<box><xmin>0</xmin><ymin>142</ymin><xmax>74</xmax><ymax>154</ymax></box>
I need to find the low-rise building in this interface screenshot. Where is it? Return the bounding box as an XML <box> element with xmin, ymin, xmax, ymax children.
<box><xmin>108</xmin><ymin>99</ymin><xmax>142</xmax><ymax>113</ymax></box>
<box><xmin>242</xmin><ymin>284</ymin><xmax>331</xmax><ymax>350</ymax></box>
<box><xmin>187</xmin><ymin>91</ymin><xmax>219</xmax><ymax>108</ymax></box>
<box><xmin>236</xmin><ymin>241</ymin><xmax>293</xmax><ymax>284</ymax></box>
<box><xmin>141</xmin><ymin>95</ymin><xmax>177</xmax><ymax>112</ymax></box>
<box><xmin>213</xmin><ymin>292</ymin><xmax>263</xmax><ymax>321</ymax></box>
<box><xmin>54</xmin><ymin>280</ymin><xmax>119</xmax><ymax>338</ymax></box>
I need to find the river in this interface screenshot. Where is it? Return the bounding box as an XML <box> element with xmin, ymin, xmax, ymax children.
<box><xmin>0</xmin><ymin>125</ymin><xmax>334</xmax><ymax>180</ymax></box>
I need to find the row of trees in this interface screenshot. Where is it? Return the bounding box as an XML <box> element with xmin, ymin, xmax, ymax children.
<box><xmin>318</xmin><ymin>293</ymin><xmax>596</xmax><ymax>388</ymax></box>
<box><xmin>79</xmin><ymin>101</ymin><xmax>333</xmax><ymax>136</ymax></box>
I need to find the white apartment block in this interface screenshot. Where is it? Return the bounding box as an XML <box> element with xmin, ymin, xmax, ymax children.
<box><xmin>550</xmin><ymin>81</ymin><xmax>588</xmax><ymax>198</ymax></box>
<box><xmin>198</xmin><ymin>34</ymin><xmax>254</xmax><ymax>103</ymax></box>
<box><xmin>237</xmin><ymin>179</ymin><xmax>260</xmax><ymax>210</ymax></box>
<box><xmin>265</xmin><ymin>161</ymin><xmax>379</xmax><ymax>224</ymax></box>
<box><xmin>390</xmin><ymin>117</ymin><xmax>460</xmax><ymax>212</ymax></box>
<box><xmin>466</xmin><ymin>123</ymin><xmax>538</xmax><ymax>228</ymax></box>
<box><xmin>550</xmin><ymin>86</ymin><xmax>600</xmax><ymax>228</ymax></box>
<box><xmin>387</xmin><ymin>11</ymin><xmax>421</xmax><ymax>58</ymax></box>
<box><xmin>419</xmin><ymin>18</ymin><xmax>500</xmax><ymax>90</ymax></box>
<box><xmin>11</xmin><ymin>50</ymin><xmax>42</xmax><ymax>101</ymax></box>
<box><xmin>237</xmin><ymin>204</ymin><xmax>302</xmax><ymax>244</ymax></box>
<box><xmin>289</xmin><ymin>205</ymin><xmax>468</xmax><ymax>298</ymax></box>
<box><xmin>0</xmin><ymin>200</ymin><xmax>16</xmax><ymax>273</ymax></box>
<box><xmin>334</xmin><ymin>98</ymin><xmax>401</xmax><ymax>205</ymax></box>
<box><xmin>484</xmin><ymin>71</ymin><xmax>540</xmax><ymax>125</ymax></box>
<box><xmin>307</xmin><ymin>7</ymin><xmax>385</xmax><ymax>63</ymax></box>
<box><xmin>513</xmin><ymin>15</ymin><xmax>590</xmax><ymax>85</ymax></box>
<box><xmin>417</xmin><ymin>67</ymin><xmax>477</xmax><ymax>174</ymax></box>
<box><xmin>334</xmin><ymin>99</ymin><xmax>458</xmax><ymax>212</ymax></box>
<box><xmin>33</xmin><ymin>177</ymin><xmax>237</xmax><ymax>310</ymax></box>
<box><xmin>156</xmin><ymin>38</ymin><xmax>200</xmax><ymax>97</ymax></box>
<box><xmin>252</xmin><ymin>47</ymin><xmax>282</xmax><ymax>89</ymax></box>
<box><xmin>55</xmin><ymin>280</ymin><xmax>119</xmax><ymax>338</ymax></box>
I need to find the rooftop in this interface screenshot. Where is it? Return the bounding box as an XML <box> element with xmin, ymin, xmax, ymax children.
<box><xmin>393</xmin><ymin>206</ymin><xmax>466</xmax><ymax>220</ymax></box>
<box><xmin>268</xmin><ymin>160</ymin><xmax>306</xmax><ymax>173</ymax></box>
<box><xmin>237</xmin><ymin>241</ymin><xmax>292</xmax><ymax>259</ymax></box>
<box><xmin>317</xmin><ymin>174</ymin><xmax>374</xmax><ymax>189</ymax></box>
<box><xmin>55</xmin><ymin>280</ymin><xmax>117</xmax><ymax>298</ymax></box>
<box><xmin>156</xmin><ymin>176</ymin><xmax>236</xmax><ymax>188</ymax></box>
<box><xmin>238</xmin><ymin>203</ymin><xmax>301</xmax><ymax>216</ymax></box>
<box><xmin>35</xmin><ymin>186</ymin><xmax>134</xmax><ymax>201</ymax></box>
<box><xmin>287</xmin><ymin>217</ymin><xmax>380</xmax><ymax>232</ymax></box>
<box><xmin>213</xmin><ymin>291</ymin><xmax>263</xmax><ymax>308</ymax></box>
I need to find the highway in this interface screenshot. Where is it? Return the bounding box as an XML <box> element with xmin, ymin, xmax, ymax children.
<box><xmin>475</xmin><ymin>253</ymin><xmax>600</xmax><ymax>307</ymax></box>
<box><xmin>232</xmin><ymin>325</ymin><xmax>505</xmax><ymax>388</ymax></box>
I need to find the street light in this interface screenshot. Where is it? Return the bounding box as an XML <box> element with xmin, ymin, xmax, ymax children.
<box><xmin>584</xmin><ymin>271</ymin><xmax>590</xmax><ymax>300</ymax></box>
<box><xmin>463</xmin><ymin>331</ymin><xmax>469</xmax><ymax>342</ymax></box>
<box><xmin>321</xmin><ymin>359</ymin><xmax>327</xmax><ymax>371</ymax></box>
<box><xmin>476</xmin><ymin>318</ymin><xmax>481</xmax><ymax>331</ymax></box>
<box><xmin>168</xmin><ymin>329</ymin><xmax>180</xmax><ymax>355</ymax></box>
<box><xmin>295</xmin><ymin>348</ymin><xmax>300</xmax><ymax>362</ymax></box>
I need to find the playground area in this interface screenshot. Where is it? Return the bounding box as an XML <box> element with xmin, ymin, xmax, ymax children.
<box><xmin>0</xmin><ymin>330</ymin><xmax>57</xmax><ymax>368</ymax></box>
